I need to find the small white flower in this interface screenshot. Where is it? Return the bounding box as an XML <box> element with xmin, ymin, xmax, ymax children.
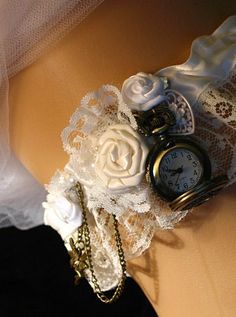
<box><xmin>94</xmin><ymin>124</ymin><xmax>148</xmax><ymax>193</ymax></box>
<box><xmin>121</xmin><ymin>72</ymin><xmax>166</xmax><ymax>111</ymax></box>
<box><xmin>43</xmin><ymin>193</ymin><xmax>83</xmax><ymax>240</ymax></box>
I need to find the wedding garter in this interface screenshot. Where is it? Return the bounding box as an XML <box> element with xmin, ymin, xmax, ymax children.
<box><xmin>41</xmin><ymin>62</ymin><xmax>236</xmax><ymax>302</ymax></box>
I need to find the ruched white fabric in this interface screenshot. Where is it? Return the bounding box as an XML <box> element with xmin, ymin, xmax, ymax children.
<box><xmin>156</xmin><ymin>16</ymin><xmax>236</xmax><ymax>106</ymax></box>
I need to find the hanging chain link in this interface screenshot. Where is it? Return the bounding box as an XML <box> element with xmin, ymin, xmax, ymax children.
<box><xmin>69</xmin><ymin>182</ymin><xmax>127</xmax><ymax>304</ymax></box>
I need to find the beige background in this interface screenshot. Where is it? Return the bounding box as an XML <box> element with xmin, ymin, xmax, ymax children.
<box><xmin>9</xmin><ymin>1</ymin><xmax>236</xmax><ymax>316</ymax></box>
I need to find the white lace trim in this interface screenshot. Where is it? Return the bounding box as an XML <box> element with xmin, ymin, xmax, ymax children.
<box><xmin>194</xmin><ymin>65</ymin><xmax>236</xmax><ymax>183</ymax></box>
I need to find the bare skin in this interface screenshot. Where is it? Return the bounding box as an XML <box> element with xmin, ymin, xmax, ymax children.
<box><xmin>9</xmin><ymin>1</ymin><xmax>236</xmax><ymax>316</ymax></box>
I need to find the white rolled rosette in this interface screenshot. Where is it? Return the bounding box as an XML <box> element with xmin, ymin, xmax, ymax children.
<box><xmin>43</xmin><ymin>193</ymin><xmax>83</xmax><ymax>240</ymax></box>
<box><xmin>94</xmin><ymin>124</ymin><xmax>148</xmax><ymax>193</ymax></box>
<box><xmin>121</xmin><ymin>72</ymin><xmax>167</xmax><ymax>111</ymax></box>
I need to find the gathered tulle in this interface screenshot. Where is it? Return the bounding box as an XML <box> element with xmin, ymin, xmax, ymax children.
<box><xmin>0</xmin><ymin>0</ymin><xmax>103</xmax><ymax>229</ymax></box>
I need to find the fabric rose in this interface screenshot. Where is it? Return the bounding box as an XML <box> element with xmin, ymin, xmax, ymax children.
<box><xmin>121</xmin><ymin>72</ymin><xmax>167</xmax><ymax>111</ymax></box>
<box><xmin>94</xmin><ymin>124</ymin><xmax>148</xmax><ymax>193</ymax></box>
<box><xmin>43</xmin><ymin>193</ymin><xmax>83</xmax><ymax>240</ymax></box>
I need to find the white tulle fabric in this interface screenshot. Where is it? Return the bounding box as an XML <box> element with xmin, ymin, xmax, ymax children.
<box><xmin>0</xmin><ymin>0</ymin><xmax>103</xmax><ymax>229</ymax></box>
<box><xmin>43</xmin><ymin>16</ymin><xmax>236</xmax><ymax>291</ymax></box>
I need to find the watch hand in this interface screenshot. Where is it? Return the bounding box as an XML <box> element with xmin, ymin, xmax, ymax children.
<box><xmin>169</xmin><ymin>166</ymin><xmax>183</xmax><ymax>176</ymax></box>
<box><xmin>175</xmin><ymin>166</ymin><xmax>184</xmax><ymax>188</ymax></box>
<box><xmin>176</xmin><ymin>166</ymin><xmax>183</xmax><ymax>174</ymax></box>
<box><xmin>167</xmin><ymin>168</ymin><xmax>180</xmax><ymax>173</ymax></box>
<box><xmin>175</xmin><ymin>172</ymin><xmax>181</xmax><ymax>186</ymax></box>
<box><xmin>168</xmin><ymin>169</ymin><xmax>179</xmax><ymax>176</ymax></box>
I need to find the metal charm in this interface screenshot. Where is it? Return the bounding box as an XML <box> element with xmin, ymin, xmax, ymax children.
<box><xmin>165</xmin><ymin>89</ymin><xmax>195</xmax><ymax>135</ymax></box>
<box><xmin>133</xmin><ymin>103</ymin><xmax>176</xmax><ymax>136</ymax></box>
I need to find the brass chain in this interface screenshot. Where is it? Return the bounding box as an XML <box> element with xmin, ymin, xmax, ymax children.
<box><xmin>69</xmin><ymin>182</ymin><xmax>127</xmax><ymax>304</ymax></box>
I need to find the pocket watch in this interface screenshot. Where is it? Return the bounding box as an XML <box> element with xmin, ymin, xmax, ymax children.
<box><xmin>147</xmin><ymin>135</ymin><xmax>211</xmax><ymax>199</ymax></box>
<box><xmin>134</xmin><ymin>104</ymin><xmax>228</xmax><ymax>211</ymax></box>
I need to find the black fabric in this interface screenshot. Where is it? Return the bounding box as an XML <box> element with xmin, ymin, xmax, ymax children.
<box><xmin>0</xmin><ymin>225</ymin><xmax>158</xmax><ymax>316</ymax></box>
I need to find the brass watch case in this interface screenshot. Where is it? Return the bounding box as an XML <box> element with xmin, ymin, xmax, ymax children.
<box><xmin>169</xmin><ymin>174</ymin><xmax>228</xmax><ymax>211</ymax></box>
<box><xmin>146</xmin><ymin>136</ymin><xmax>212</xmax><ymax>202</ymax></box>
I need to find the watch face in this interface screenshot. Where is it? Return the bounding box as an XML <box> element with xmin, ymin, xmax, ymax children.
<box><xmin>158</xmin><ymin>148</ymin><xmax>203</xmax><ymax>194</ymax></box>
